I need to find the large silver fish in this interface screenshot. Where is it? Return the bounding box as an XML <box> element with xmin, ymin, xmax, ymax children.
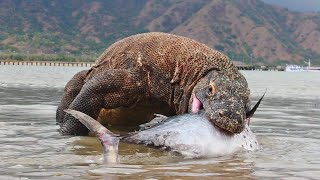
<box><xmin>65</xmin><ymin>108</ymin><xmax>260</xmax><ymax>164</ymax></box>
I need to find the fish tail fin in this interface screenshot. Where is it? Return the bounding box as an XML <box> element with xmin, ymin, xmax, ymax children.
<box><xmin>64</xmin><ymin>109</ymin><xmax>121</xmax><ymax>164</ymax></box>
<box><xmin>246</xmin><ymin>91</ymin><xmax>266</xmax><ymax>120</ymax></box>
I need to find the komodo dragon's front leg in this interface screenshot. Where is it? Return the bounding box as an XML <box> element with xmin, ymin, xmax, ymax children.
<box><xmin>56</xmin><ymin>70</ymin><xmax>88</xmax><ymax>124</ymax></box>
<box><xmin>59</xmin><ymin>69</ymin><xmax>146</xmax><ymax>135</ymax></box>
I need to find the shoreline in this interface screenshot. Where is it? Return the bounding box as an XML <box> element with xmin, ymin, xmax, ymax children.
<box><xmin>0</xmin><ymin>60</ymin><xmax>285</xmax><ymax>71</ymax></box>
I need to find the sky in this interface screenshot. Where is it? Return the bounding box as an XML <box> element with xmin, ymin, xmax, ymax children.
<box><xmin>262</xmin><ymin>0</ymin><xmax>320</xmax><ymax>12</ymax></box>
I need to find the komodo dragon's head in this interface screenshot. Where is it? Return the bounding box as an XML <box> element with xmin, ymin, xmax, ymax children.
<box><xmin>189</xmin><ymin>70</ymin><xmax>261</xmax><ymax>134</ymax></box>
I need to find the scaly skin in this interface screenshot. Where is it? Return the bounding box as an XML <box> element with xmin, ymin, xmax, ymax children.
<box><xmin>56</xmin><ymin>70</ymin><xmax>88</xmax><ymax>125</ymax></box>
<box><xmin>56</xmin><ymin>32</ymin><xmax>251</xmax><ymax>135</ymax></box>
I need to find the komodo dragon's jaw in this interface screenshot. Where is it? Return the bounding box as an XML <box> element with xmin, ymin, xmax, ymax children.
<box><xmin>190</xmin><ymin>71</ymin><xmax>250</xmax><ymax>134</ymax></box>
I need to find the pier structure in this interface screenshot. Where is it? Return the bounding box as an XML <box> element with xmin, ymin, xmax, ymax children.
<box><xmin>0</xmin><ymin>60</ymin><xmax>93</xmax><ymax>67</ymax></box>
<box><xmin>260</xmin><ymin>65</ymin><xmax>285</xmax><ymax>71</ymax></box>
<box><xmin>236</xmin><ymin>64</ymin><xmax>257</xmax><ymax>70</ymax></box>
<box><xmin>0</xmin><ymin>60</ymin><xmax>286</xmax><ymax>71</ymax></box>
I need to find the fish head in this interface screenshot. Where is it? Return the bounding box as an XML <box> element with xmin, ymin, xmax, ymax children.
<box><xmin>190</xmin><ymin>70</ymin><xmax>251</xmax><ymax>134</ymax></box>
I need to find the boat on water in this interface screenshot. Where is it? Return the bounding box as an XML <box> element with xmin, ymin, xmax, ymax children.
<box><xmin>305</xmin><ymin>67</ymin><xmax>320</xmax><ymax>72</ymax></box>
<box><xmin>305</xmin><ymin>60</ymin><xmax>320</xmax><ymax>72</ymax></box>
<box><xmin>285</xmin><ymin>60</ymin><xmax>320</xmax><ymax>72</ymax></box>
<box><xmin>285</xmin><ymin>64</ymin><xmax>304</xmax><ymax>72</ymax></box>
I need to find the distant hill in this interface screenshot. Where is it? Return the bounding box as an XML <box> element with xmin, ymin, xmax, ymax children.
<box><xmin>1</xmin><ymin>0</ymin><xmax>320</xmax><ymax>65</ymax></box>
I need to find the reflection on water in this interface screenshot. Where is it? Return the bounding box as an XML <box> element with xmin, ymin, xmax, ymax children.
<box><xmin>0</xmin><ymin>66</ymin><xmax>319</xmax><ymax>179</ymax></box>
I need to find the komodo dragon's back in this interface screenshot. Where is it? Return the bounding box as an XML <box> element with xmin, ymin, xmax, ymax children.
<box><xmin>90</xmin><ymin>32</ymin><xmax>240</xmax><ymax>81</ymax></box>
<box><xmin>86</xmin><ymin>32</ymin><xmax>247</xmax><ymax>116</ymax></box>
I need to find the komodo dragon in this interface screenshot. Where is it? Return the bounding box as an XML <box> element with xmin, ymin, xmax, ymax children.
<box><xmin>56</xmin><ymin>32</ymin><xmax>254</xmax><ymax>136</ymax></box>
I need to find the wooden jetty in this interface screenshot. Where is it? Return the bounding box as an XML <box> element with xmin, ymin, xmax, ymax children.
<box><xmin>236</xmin><ymin>64</ymin><xmax>257</xmax><ymax>70</ymax></box>
<box><xmin>260</xmin><ymin>65</ymin><xmax>285</xmax><ymax>71</ymax></box>
<box><xmin>0</xmin><ymin>60</ymin><xmax>94</xmax><ymax>67</ymax></box>
<box><xmin>2</xmin><ymin>60</ymin><xmax>257</xmax><ymax>70</ymax></box>
<box><xmin>0</xmin><ymin>60</ymin><xmax>286</xmax><ymax>71</ymax></box>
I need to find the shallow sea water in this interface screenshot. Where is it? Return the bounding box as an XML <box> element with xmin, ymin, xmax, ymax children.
<box><xmin>0</xmin><ymin>65</ymin><xmax>319</xmax><ymax>179</ymax></box>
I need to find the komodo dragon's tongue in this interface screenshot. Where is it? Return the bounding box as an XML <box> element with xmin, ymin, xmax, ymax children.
<box><xmin>64</xmin><ymin>109</ymin><xmax>121</xmax><ymax>164</ymax></box>
<box><xmin>192</xmin><ymin>94</ymin><xmax>203</xmax><ymax>113</ymax></box>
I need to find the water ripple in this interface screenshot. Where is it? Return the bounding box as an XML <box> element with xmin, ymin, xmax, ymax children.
<box><xmin>0</xmin><ymin>67</ymin><xmax>319</xmax><ymax>179</ymax></box>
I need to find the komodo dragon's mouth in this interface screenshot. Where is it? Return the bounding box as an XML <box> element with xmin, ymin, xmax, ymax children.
<box><xmin>191</xmin><ymin>94</ymin><xmax>249</xmax><ymax>133</ymax></box>
<box><xmin>191</xmin><ymin>94</ymin><xmax>203</xmax><ymax>113</ymax></box>
<box><xmin>191</xmin><ymin>93</ymin><xmax>265</xmax><ymax>127</ymax></box>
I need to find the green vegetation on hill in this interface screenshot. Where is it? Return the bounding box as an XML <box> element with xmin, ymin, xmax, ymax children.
<box><xmin>0</xmin><ymin>53</ymin><xmax>96</xmax><ymax>62</ymax></box>
<box><xmin>1</xmin><ymin>0</ymin><xmax>320</xmax><ymax>65</ymax></box>
<box><xmin>0</xmin><ymin>0</ymin><xmax>148</xmax><ymax>56</ymax></box>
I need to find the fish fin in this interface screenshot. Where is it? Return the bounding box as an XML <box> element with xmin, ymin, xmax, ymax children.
<box><xmin>64</xmin><ymin>109</ymin><xmax>119</xmax><ymax>137</ymax></box>
<box><xmin>154</xmin><ymin>114</ymin><xmax>168</xmax><ymax>119</ymax></box>
<box><xmin>246</xmin><ymin>90</ymin><xmax>266</xmax><ymax>119</ymax></box>
<box><xmin>139</xmin><ymin>114</ymin><xmax>168</xmax><ymax>130</ymax></box>
<box><xmin>64</xmin><ymin>109</ymin><xmax>121</xmax><ymax>164</ymax></box>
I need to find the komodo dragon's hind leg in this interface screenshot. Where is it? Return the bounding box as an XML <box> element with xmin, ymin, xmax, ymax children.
<box><xmin>59</xmin><ymin>69</ymin><xmax>146</xmax><ymax>135</ymax></box>
<box><xmin>56</xmin><ymin>70</ymin><xmax>88</xmax><ymax>124</ymax></box>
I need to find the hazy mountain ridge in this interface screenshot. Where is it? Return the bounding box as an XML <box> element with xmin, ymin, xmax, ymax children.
<box><xmin>1</xmin><ymin>0</ymin><xmax>320</xmax><ymax>65</ymax></box>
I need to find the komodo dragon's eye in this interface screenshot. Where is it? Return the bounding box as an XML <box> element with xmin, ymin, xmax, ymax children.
<box><xmin>207</xmin><ymin>82</ymin><xmax>218</xmax><ymax>96</ymax></box>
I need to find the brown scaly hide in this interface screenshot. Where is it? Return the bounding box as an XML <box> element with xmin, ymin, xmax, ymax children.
<box><xmin>57</xmin><ymin>32</ymin><xmax>248</xmax><ymax>135</ymax></box>
<box><xmin>56</xmin><ymin>70</ymin><xmax>88</xmax><ymax>124</ymax></box>
<box><xmin>90</xmin><ymin>32</ymin><xmax>242</xmax><ymax>112</ymax></box>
